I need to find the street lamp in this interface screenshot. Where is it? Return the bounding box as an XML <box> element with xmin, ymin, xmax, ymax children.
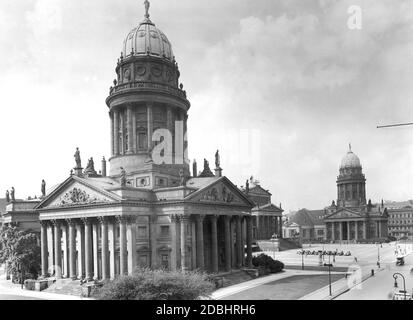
<box><xmin>270</xmin><ymin>233</ymin><xmax>277</xmax><ymax>260</ymax></box>
<box><xmin>324</xmin><ymin>254</ymin><xmax>333</xmax><ymax>296</ymax></box>
<box><xmin>377</xmin><ymin>242</ymin><xmax>381</xmax><ymax>268</ymax></box>
<box><xmin>393</xmin><ymin>272</ymin><xmax>407</xmax><ymax>300</ymax></box>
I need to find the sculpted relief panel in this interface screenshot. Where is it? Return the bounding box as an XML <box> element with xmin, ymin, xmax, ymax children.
<box><xmin>49</xmin><ymin>185</ymin><xmax>110</xmax><ymax>208</ymax></box>
<box><xmin>199</xmin><ymin>185</ymin><xmax>239</xmax><ymax>204</ymax></box>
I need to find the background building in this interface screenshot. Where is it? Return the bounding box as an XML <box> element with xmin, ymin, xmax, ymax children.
<box><xmin>283</xmin><ymin>209</ymin><xmax>326</xmax><ymax>242</ymax></box>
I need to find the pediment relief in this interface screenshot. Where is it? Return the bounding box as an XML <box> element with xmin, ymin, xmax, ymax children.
<box><xmin>46</xmin><ymin>182</ymin><xmax>113</xmax><ymax>208</ymax></box>
<box><xmin>194</xmin><ymin>183</ymin><xmax>243</xmax><ymax>204</ymax></box>
<box><xmin>326</xmin><ymin>210</ymin><xmax>362</xmax><ymax>220</ymax></box>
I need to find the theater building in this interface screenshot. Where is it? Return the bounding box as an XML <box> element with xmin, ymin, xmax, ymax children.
<box><xmin>35</xmin><ymin>5</ymin><xmax>254</xmax><ymax>280</ymax></box>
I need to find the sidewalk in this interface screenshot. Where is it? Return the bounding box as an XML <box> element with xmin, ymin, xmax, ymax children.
<box><xmin>211</xmin><ymin>269</ymin><xmax>345</xmax><ymax>300</ymax></box>
<box><xmin>0</xmin><ymin>278</ymin><xmax>93</xmax><ymax>300</ymax></box>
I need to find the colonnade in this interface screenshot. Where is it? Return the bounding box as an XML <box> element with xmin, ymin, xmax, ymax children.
<box><xmin>255</xmin><ymin>215</ymin><xmax>283</xmax><ymax>240</ymax></box>
<box><xmin>40</xmin><ymin>213</ymin><xmax>254</xmax><ymax>280</ymax></box>
<box><xmin>326</xmin><ymin>220</ymin><xmax>384</xmax><ymax>241</ymax></box>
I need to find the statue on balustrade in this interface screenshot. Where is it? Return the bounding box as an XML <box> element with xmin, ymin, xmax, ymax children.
<box><xmin>74</xmin><ymin>147</ymin><xmax>81</xmax><ymax>168</ymax></box>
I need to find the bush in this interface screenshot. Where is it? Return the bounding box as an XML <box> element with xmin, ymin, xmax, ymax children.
<box><xmin>252</xmin><ymin>254</ymin><xmax>284</xmax><ymax>273</ymax></box>
<box><xmin>94</xmin><ymin>268</ymin><xmax>215</xmax><ymax>300</ymax></box>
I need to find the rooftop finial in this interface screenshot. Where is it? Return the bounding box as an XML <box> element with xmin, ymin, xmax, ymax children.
<box><xmin>144</xmin><ymin>0</ymin><xmax>150</xmax><ymax>19</ymax></box>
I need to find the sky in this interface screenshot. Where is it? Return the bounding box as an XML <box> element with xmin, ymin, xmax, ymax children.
<box><xmin>0</xmin><ymin>0</ymin><xmax>413</xmax><ymax>212</ymax></box>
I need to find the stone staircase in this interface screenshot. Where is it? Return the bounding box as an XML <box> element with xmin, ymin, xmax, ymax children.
<box><xmin>43</xmin><ymin>278</ymin><xmax>82</xmax><ymax>297</ymax></box>
<box><xmin>257</xmin><ymin>238</ymin><xmax>301</xmax><ymax>252</ymax></box>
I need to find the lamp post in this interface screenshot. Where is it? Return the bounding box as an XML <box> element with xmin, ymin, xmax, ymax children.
<box><xmin>393</xmin><ymin>272</ymin><xmax>407</xmax><ymax>300</ymax></box>
<box><xmin>377</xmin><ymin>242</ymin><xmax>381</xmax><ymax>268</ymax></box>
<box><xmin>324</xmin><ymin>254</ymin><xmax>333</xmax><ymax>296</ymax></box>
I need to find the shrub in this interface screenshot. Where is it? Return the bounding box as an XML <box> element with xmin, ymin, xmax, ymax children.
<box><xmin>252</xmin><ymin>254</ymin><xmax>284</xmax><ymax>273</ymax></box>
<box><xmin>94</xmin><ymin>268</ymin><xmax>215</xmax><ymax>300</ymax></box>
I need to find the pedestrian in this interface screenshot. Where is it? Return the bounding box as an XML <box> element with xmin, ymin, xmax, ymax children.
<box><xmin>354</xmin><ymin>257</ymin><xmax>358</xmax><ymax>263</ymax></box>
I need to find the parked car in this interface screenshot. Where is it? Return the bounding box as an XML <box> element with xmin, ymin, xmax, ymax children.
<box><xmin>345</xmin><ymin>251</ymin><xmax>351</xmax><ymax>256</ymax></box>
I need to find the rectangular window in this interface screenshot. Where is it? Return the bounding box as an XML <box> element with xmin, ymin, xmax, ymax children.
<box><xmin>138</xmin><ymin>132</ymin><xmax>148</xmax><ymax>150</ymax></box>
<box><xmin>138</xmin><ymin>255</ymin><xmax>148</xmax><ymax>267</ymax></box>
<box><xmin>138</xmin><ymin>226</ymin><xmax>148</xmax><ymax>238</ymax></box>
<box><xmin>161</xmin><ymin>226</ymin><xmax>170</xmax><ymax>237</ymax></box>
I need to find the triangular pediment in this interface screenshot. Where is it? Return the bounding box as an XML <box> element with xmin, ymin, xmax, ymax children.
<box><xmin>324</xmin><ymin>208</ymin><xmax>363</xmax><ymax>220</ymax></box>
<box><xmin>36</xmin><ymin>176</ymin><xmax>120</xmax><ymax>209</ymax></box>
<box><xmin>248</xmin><ymin>185</ymin><xmax>272</xmax><ymax>196</ymax></box>
<box><xmin>185</xmin><ymin>177</ymin><xmax>254</xmax><ymax>207</ymax></box>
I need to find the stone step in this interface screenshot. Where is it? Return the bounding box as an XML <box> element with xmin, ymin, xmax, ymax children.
<box><xmin>44</xmin><ymin>279</ymin><xmax>82</xmax><ymax>297</ymax></box>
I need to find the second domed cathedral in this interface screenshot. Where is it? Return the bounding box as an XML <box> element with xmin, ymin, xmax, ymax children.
<box><xmin>323</xmin><ymin>144</ymin><xmax>388</xmax><ymax>241</ymax></box>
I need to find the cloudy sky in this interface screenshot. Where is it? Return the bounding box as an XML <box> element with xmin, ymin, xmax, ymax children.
<box><xmin>1</xmin><ymin>0</ymin><xmax>413</xmax><ymax>212</ymax></box>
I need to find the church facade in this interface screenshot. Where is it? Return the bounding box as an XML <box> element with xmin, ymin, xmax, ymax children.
<box><xmin>35</xmin><ymin>6</ymin><xmax>254</xmax><ymax>281</ymax></box>
<box><xmin>323</xmin><ymin>145</ymin><xmax>389</xmax><ymax>241</ymax></box>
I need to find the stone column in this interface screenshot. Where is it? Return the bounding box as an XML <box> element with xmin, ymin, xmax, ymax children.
<box><xmin>236</xmin><ymin>215</ymin><xmax>243</xmax><ymax>268</ymax></box>
<box><xmin>99</xmin><ymin>217</ymin><xmax>109</xmax><ymax>280</ymax></box>
<box><xmin>67</xmin><ymin>219</ymin><xmax>76</xmax><ymax>279</ymax></box>
<box><xmin>331</xmin><ymin>222</ymin><xmax>335</xmax><ymax>241</ymax></box>
<box><xmin>108</xmin><ymin>219</ymin><xmax>116</xmax><ymax>279</ymax></box>
<box><xmin>347</xmin><ymin>221</ymin><xmax>350</xmax><ymax>241</ymax></box>
<box><xmin>110</xmin><ymin>111</ymin><xmax>114</xmax><ymax>156</ymax></box>
<box><xmin>126</xmin><ymin>216</ymin><xmax>137</xmax><ymax>275</ymax></box>
<box><xmin>113</xmin><ymin>110</ymin><xmax>119</xmax><ymax>155</ymax></box>
<box><xmin>82</xmin><ymin>218</ymin><xmax>93</xmax><ymax>281</ymax></box>
<box><xmin>147</xmin><ymin>102</ymin><xmax>153</xmax><ymax>151</ymax></box>
<box><xmin>166</xmin><ymin>105</ymin><xmax>173</xmax><ymax>160</ymax></box>
<box><xmin>180</xmin><ymin>215</ymin><xmax>190</xmax><ymax>272</ymax></box>
<box><xmin>339</xmin><ymin>222</ymin><xmax>343</xmax><ymax>241</ymax></box>
<box><xmin>92</xmin><ymin>222</ymin><xmax>99</xmax><ymax>279</ymax></box>
<box><xmin>231</xmin><ymin>218</ymin><xmax>236</xmax><ymax>268</ymax></box>
<box><xmin>117</xmin><ymin>216</ymin><xmax>127</xmax><ymax>275</ymax></box>
<box><xmin>196</xmin><ymin>215</ymin><xmax>205</xmax><ymax>270</ymax></box>
<box><xmin>132</xmin><ymin>108</ymin><xmax>137</xmax><ymax>153</ymax></box>
<box><xmin>378</xmin><ymin>221</ymin><xmax>382</xmax><ymax>238</ymax></box>
<box><xmin>76</xmin><ymin>223</ymin><xmax>85</xmax><ymax>279</ymax></box>
<box><xmin>279</xmin><ymin>217</ymin><xmax>283</xmax><ymax>238</ymax></box>
<box><xmin>210</xmin><ymin>215</ymin><xmax>218</xmax><ymax>273</ymax></box>
<box><xmin>47</xmin><ymin>223</ymin><xmax>54</xmax><ymax>274</ymax></box>
<box><xmin>149</xmin><ymin>215</ymin><xmax>158</xmax><ymax>268</ymax></box>
<box><xmin>363</xmin><ymin>221</ymin><xmax>367</xmax><ymax>239</ymax></box>
<box><xmin>224</xmin><ymin>216</ymin><xmax>231</xmax><ymax>272</ymax></box>
<box><xmin>40</xmin><ymin>221</ymin><xmax>48</xmax><ymax>277</ymax></box>
<box><xmin>246</xmin><ymin>216</ymin><xmax>253</xmax><ymax>268</ymax></box>
<box><xmin>191</xmin><ymin>220</ymin><xmax>197</xmax><ymax>270</ymax></box>
<box><xmin>170</xmin><ymin>215</ymin><xmax>178</xmax><ymax>271</ymax></box>
<box><xmin>61</xmin><ymin>223</ymin><xmax>68</xmax><ymax>278</ymax></box>
<box><xmin>53</xmin><ymin>220</ymin><xmax>62</xmax><ymax>278</ymax></box>
<box><xmin>126</xmin><ymin>105</ymin><xmax>133</xmax><ymax>154</ymax></box>
<box><xmin>355</xmin><ymin>221</ymin><xmax>358</xmax><ymax>241</ymax></box>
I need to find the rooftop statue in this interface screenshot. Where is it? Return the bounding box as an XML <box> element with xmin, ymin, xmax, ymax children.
<box><xmin>41</xmin><ymin>179</ymin><xmax>46</xmax><ymax>197</ymax></box>
<box><xmin>84</xmin><ymin>157</ymin><xmax>95</xmax><ymax>172</ymax></box>
<box><xmin>5</xmin><ymin>190</ymin><xmax>9</xmax><ymax>203</ymax></box>
<box><xmin>74</xmin><ymin>147</ymin><xmax>81</xmax><ymax>168</ymax></box>
<box><xmin>10</xmin><ymin>187</ymin><xmax>15</xmax><ymax>202</ymax></box>
<box><xmin>215</xmin><ymin>149</ymin><xmax>220</xmax><ymax>168</ymax></box>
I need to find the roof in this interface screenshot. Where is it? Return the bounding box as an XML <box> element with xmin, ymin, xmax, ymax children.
<box><xmin>248</xmin><ymin>184</ymin><xmax>272</xmax><ymax>196</ymax></box>
<box><xmin>287</xmin><ymin>209</ymin><xmax>327</xmax><ymax>227</ymax></box>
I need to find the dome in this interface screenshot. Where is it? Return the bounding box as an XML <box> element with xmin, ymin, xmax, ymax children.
<box><xmin>340</xmin><ymin>144</ymin><xmax>361</xmax><ymax>169</ymax></box>
<box><xmin>121</xmin><ymin>18</ymin><xmax>174</xmax><ymax>62</ymax></box>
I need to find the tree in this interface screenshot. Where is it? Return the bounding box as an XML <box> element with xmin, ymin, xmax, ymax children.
<box><xmin>0</xmin><ymin>225</ymin><xmax>41</xmax><ymax>281</ymax></box>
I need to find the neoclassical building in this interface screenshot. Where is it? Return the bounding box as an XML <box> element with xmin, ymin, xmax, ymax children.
<box><xmin>35</xmin><ymin>5</ymin><xmax>254</xmax><ymax>281</ymax></box>
<box><xmin>241</xmin><ymin>179</ymin><xmax>283</xmax><ymax>240</ymax></box>
<box><xmin>323</xmin><ymin>145</ymin><xmax>388</xmax><ymax>241</ymax></box>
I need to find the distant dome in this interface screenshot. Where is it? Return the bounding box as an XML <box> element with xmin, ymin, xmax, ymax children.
<box><xmin>122</xmin><ymin>18</ymin><xmax>174</xmax><ymax>62</ymax></box>
<box><xmin>340</xmin><ymin>144</ymin><xmax>361</xmax><ymax>169</ymax></box>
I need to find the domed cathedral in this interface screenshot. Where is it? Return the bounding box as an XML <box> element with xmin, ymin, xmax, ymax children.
<box><xmin>35</xmin><ymin>2</ymin><xmax>255</xmax><ymax>281</ymax></box>
<box><xmin>106</xmin><ymin>4</ymin><xmax>191</xmax><ymax>185</ymax></box>
<box><xmin>323</xmin><ymin>145</ymin><xmax>389</xmax><ymax>242</ymax></box>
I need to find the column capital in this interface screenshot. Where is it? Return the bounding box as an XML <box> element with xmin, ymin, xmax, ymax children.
<box><xmin>209</xmin><ymin>214</ymin><xmax>218</xmax><ymax>222</ymax></box>
<box><xmin>39</xmin><ymin>220</ymin><xmax>48</xmax><ymax>227</ymax></box>
<box><xmin>51</xmin><ymin>219</ymin><xmax>61</xmax><ymax>227</ymax></box>
<box><xmin>179</xmin><ymin>214</ymin><xmax>190</xmax><ymax>222</ymax></box>
<box><xmin>116</xmin><ymin>215</ymin><xmax>127</xmax><ymax>224</ymax></box>
<box><xmin>170</xmin><ymin>214</ymin><xmax>179</xmax><ymax>223</ymax></box>
<box><xmin>195</xmin><ymin>214</ymin><xmax>205</xmax><ymax>222</ymax></box>
<box><xmin>98</xmin><ymin>216</ymin><xmax>108</xmax><ymax>225</ymax></box>
<box><xmin>81</xmin><ymin>217</ymin><xmax>92</xmax><ymax>225</ymax></box>
<box><xmin>65</xmin><ymin>218</ymin><xmax>76</xmax><ymax>226</ymax></box>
